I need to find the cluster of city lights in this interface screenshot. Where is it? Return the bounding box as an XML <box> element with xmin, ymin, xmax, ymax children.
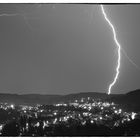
<box><xmin>0</xmin><ymin>97</ymin><xmax>139</xmax><ymax>136</ymax></box>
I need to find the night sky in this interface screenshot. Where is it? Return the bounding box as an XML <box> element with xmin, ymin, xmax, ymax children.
<box><xmin>0</xmin><ymin>4</ymin><xmax>140</xmax><ymax>95</ymax></box>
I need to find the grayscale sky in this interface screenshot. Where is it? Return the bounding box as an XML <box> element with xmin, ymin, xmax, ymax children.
<box><xmin>0</xmin><ymin>4</ymin><xmax>139</xmax><ymax>95</ymax></box>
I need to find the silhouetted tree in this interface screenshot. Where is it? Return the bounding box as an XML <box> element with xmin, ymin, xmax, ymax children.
<box><xmin>2</xmin><ymin>121</ymin><xmax>20</xmax><ymax>136</ymax></box>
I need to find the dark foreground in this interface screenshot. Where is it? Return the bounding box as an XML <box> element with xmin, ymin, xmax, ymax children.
<box><xmin>0</xmin><ymin>97</ymin><xmax>140</xmax><ymax>136</ymax></box>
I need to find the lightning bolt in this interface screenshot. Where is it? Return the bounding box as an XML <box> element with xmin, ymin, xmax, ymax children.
<box><xmin>0</xmin><ymin>13</ymin><xmax>19</xmax><ymax>16</ymax></box>
<box><xmin>0</xmin><ymin>4</ymin><xmax>56</xmax><ymax>31</ymax></box>
<box><xmin>0</xmin><ymin>11</ymin><xmax>33</xmax><ymax>31</ymax></box>
<box><xmin>100</xmin><ymin>5</ymin><xmax>121</xmax><ymax>95</ymax></box>
<box><xmin>0</xmin><ymin>4</ymin><xmax>42</xmax><ymax>31</ymax></box>
<box><xmin>122</xmin><ymin>48</ymin><xmax>140</xmax><ymax>70</ymax></box>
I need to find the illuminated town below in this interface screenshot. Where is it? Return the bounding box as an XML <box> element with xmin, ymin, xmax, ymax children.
<box><xmin>0</xmin><ymin>97</ymin><xmax>139</xmax><ymax>136</ymax></box>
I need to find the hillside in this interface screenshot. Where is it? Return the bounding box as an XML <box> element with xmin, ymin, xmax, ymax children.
<box><xmin>109</xmin><ymin>89</ymin><xmax>140</xmax><ymax>112</ymax></box>
<box><xmin>0</xmin><ymin>90</ymin><xmax>139</xmax><ymax>112</ymax></box>
<box><xmin>0</xmin><ymin>92</ymin><xmax>108</xmax><ymax>105</ymax></box>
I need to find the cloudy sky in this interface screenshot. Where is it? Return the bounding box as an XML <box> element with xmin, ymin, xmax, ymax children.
<box><xmin>0</xmin><ymin>4</ymin><xmax>139</xmax><ymax>95</ymax></box>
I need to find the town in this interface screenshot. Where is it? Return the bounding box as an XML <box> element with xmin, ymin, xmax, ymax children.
<box><xmin>0</xmin><ymin>97</ymin><xmax>139</xmax><ymax>136</ymax></box>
